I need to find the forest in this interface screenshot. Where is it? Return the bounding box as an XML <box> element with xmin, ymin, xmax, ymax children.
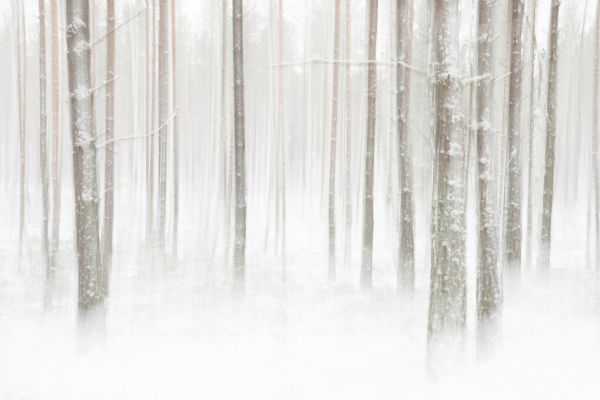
<box><xmin>0</xmin><ymin>0</ymin><xmax>599</xmax><ymax>398</ymax></box>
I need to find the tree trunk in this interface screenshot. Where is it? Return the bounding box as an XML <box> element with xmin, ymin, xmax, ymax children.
<box><xmin>328</xmin><ymin>0</ymin><xmax>341</xmax><ymax>282</ymax></box>
<box><xmin>101</xmin><ymin>0</ymin><xmax>116</xmax><ymax>298</ymax></box>
<box><xmin>343</xmin><ymin>0</ymin><xmax>352</xmax><ymax>270</ymax></box>
<box><xmin>505</xmin><ymin>0</ymin><xmax>525</xmax><ymax>273</ymax></box>
<box><xmin>16</xmin><ymin>0</ymin><xmax>26</xmax><ymax>260</ymax></box>
<box><xmin>66</xmin><ymin>0</ymin><xmax>102</xmax><ymax>321</ymax></box>
<box><xmin>592</xmin><ymin>0</ymin><xmax>600</xmax><ymax>270</ymax></box>
<box><xmin>426</xmin><ymin>0</ymin><xmax>466</xmax><ymax>369</ymax></box>
<box><xmin>475</xmin><ymin>0</ymin><xmax>501</xmax><ymax>352</ymax></box>
<box><xmin>50</xmin><ymin>0</ymin><xmax>62</xmax><ymax>269</ymax></box>
<box><xmin>146</xmin><ymin>0</ymin><xmax>156</xmax><ymax>241</ymax></box>
<box><xmin>396</xmin><ymin>0</ymin><xmax>416</xmax><ymax>295</ymax></box>
<box><xmin>171</xmin><ymin>0</ymin><xmax>180</xmax><ymax>258</ymax></box>
<box><xmin>158</xmin><ymin>0</ymin><xmax>169</xmax><ymax>250</ymax></box>
<box><xmin>525</xmin><ymin>0</ymin><xmax>537</xmax><ymax>269</ymax></box>
<box><xmin>232</xmin><ymin>0</ymin><xmax>247</xmax><ymax>292</ymax></box>
<box><xmin>539</xmin><ymin>0</ymin><xmax>560</xmax><ymax>273</ymax></box>
<box><xmin>360</xmin><ymin>0</ymin><xmax>378</xmax><ymax>290</ymax></box>
<box><xmin>39</xmin><ymin>0</ymin><xmax>50</xmax><ymax>272</ymax></box>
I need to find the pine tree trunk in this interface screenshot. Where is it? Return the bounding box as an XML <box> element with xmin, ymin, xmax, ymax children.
<box><xmin>592</xmin><ymin>1</ymin><xmax>600</xmax><ymax>270</ymax></box>
<box><xmin>171</xmin><ymin>0</ymin><xmax>180</xmax><ymax>258</ymax></box>
<box><xmin>427</xmin><ymin>0</ymin><xmax>466</xmax><ymax>366</ymax></box>
<box><xmin>539</xmin><ymin>0</ymin><xmax>560</xmax><ymax>273</ymax></box>
<box><xmin>505</xmin><ymin>0</ymin><xmax>525</xmax><ymax>273</ymax></box>
<box><xmin>66</xmin><ymin>0</ymin><xmax>102</xmax><ymax>321</ymax></box>
<box><xmin>343</xmin><ymin>0</ymin><xmax>352</xmax><ymax>270</ymax></box>
<box><xmin>360</xmin><ymin>0</ymin><xmax>378</xmax><ymax>290</ymax></box>
<box><xmin>39</xmin><ymin>0</ymin><xmax>50</xmax><ymax>271</ymax></box>
<box><xmin>158</xmin><ymin>0</ymin><xmax>169</xmax><ymax>250</ymax></box>
<box><xmin>146</xmin><ymin>0</ymin><xmax>156</xmax><ymax>241</ymax></box>
<box><xmin>328</xmin><ymin>0</ymin><xmax>341</xmax><ymax>282</ymax></box>
<box><xmin>101</xmin><ymin>0</ymin><xmax>116</xmax><ymax>298</ymax></box>
<box><xmin>396</xmin><ymin>0</ymin><xmax>416</xmax><ymax>296</ymax></box>
<box><xmin>277</xmin><ymin>0</ymin><xmax>287</xmax><ymax>280</ymax></box>
<box><xmin>16</xmin><ymin>0</ymin><xmax>27</xmax><ymax>260</ymax></box>
<box><xmin>475</xmin><ymin>0</ymin><xmax>501</xmax><ymax>350</ymax></box>
<box><xmin>525</xmin><ymin>0</ymin><xmax>537</xmax><ymax>269</ymax></box>
<box><xmin>50</xmin><ymin>0</ymin><xmax>62</xmax><ymax>269</ymax></box>
<box><xmin>232</xmin><ymin>0</ymin><xmax>247</xmax><ymax>292</ymax></box>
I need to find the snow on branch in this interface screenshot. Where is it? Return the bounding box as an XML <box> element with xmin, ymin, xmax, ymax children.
<box><xmin>95</xmin><ymin>115</ymin><xmax>174</xmax><ymax>149</ymax></box>
<box><xmin>269</xmin><ymin>58</ymin><xmax>426</xmax><ymax>76</ymax></box>
<box><xmin>91</xmin><ymin>7</ymin><xmax>146</xmax><ymax>48</ymax></box>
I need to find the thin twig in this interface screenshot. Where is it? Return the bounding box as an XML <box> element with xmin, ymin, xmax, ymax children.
<box><xmin>91</xmin><ymin>7</ymin><xmax>146</xmax><ymax>48</ymax></box>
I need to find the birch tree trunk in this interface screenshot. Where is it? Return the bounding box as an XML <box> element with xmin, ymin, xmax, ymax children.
<box><xmin>505</xmin><ymin>0</ymin><xmax>525</xmax><ymax>274</ymax></box>
<box><xmin>525</xmin><ymin>0</ymin><xmax>537</xmax><ymax>269</ymax></box>
<box><xmin>328</xmin><ymin>0</ymin><xmax>341</xmax><ymax>282</ymax></box>
<box><xmin>39</xmin><ymin>0</ymin><xmax>50</xmax><ymax>271</ymax></box>
<box><xmin>158</xmin><ymin>0</ymin><xmax>169</xmax><ymax>250</ymax></box>
<box><xmin>475</xmin><ymin>0</ymin><xmax>501</xmax><ymax>351</ymax></box>
<box><xmin>232</xmin><ymin>0</ymin><xmax>247</xmax><ymax>292</ymax></box>
<box><xmin>66</xmin><ymin>0</ymin><xmax>102</xmax><ymax>320</ymax></box>
<box><xmin>396</xmin><ymin>0</ymin><xmax>416</xmax><ymax>296</ymax></box>
<box><xmin>360</xmin><ymin>0</ymin><xmax>378</xmax><ymax>290</ymax></box>
<box><xmin>426</xmin><ymin>0</ymin><xmax>466</xmax><ymax>370</ymax></box>
<box><xmin>50</xmin><ymin>0</ymin><xmax>62</xmax><ymax>269</ymax></box>
<box><xmin>539</xmin><ymin>0</ymin><xmax>560</xmax><ymax>273</ymax></box>
<box><xmin>101</xmin><ymin>0</ymin><xmax>116</xmax><ymax>297</ymax></box>
<box><xmin>171</xmin><ymin>0</ymin><xmax>180</xmax><ymax>258</ymax></box>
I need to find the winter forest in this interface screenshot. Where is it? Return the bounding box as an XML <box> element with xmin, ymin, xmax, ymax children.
<box><xmin>1</xmin><ymin>0</ymin><xmax>599</xmax><ymax>398</ymax></box>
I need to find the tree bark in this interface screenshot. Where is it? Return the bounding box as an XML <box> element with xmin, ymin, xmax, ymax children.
<box><xmin>475</xmin><ymin>0</ymin><xmax>501</xmax><ymax>351</ymax></box>
<box><xmin>16</xmin><ymin>0</ymin><xmax>26</xmax><ymax>260</ymax></box>
<box><xmin>232</xmin><ymin>0</ymin><xmax>247</xmax><ymax>292</ymax></box>
<box><xmin>328</xmin><ymin>0</ymin><xmax>341</xmax><ymax>282</ymax></box>
<box><xmin>343</xmin><ymin>0</ymin><xmax>353</xmax><ymax>269</ymax></box>
<box><xmin>158</xmin><ymin>0</ymin><xmax>169</xmax><ymax>250</ymax></box>
<box><xmin>101</xmin><ymin>0</ymin><xmax>116</xmax><ymax>297</ymax></box>
<box><xmin>427</xmin><ymin>0</ymin><xmax>466</xmax><ymax>366</ymax></box>
<box><xmin>525</xmin><ymin>0</ymin><xmax>537</xmax><ymax>269</ymax></box>
<box><xmin>396</xmin><ymin>0</ymin><xmax>416</xmax><ymax>296</ymax></box>
<box><xmin>66</xmin><ymin>0</ymin><xmax>102</xmax><ymax>320</ymax></box>
<box><xmin>505</xmin><ymin>0</ymin><xmax>525</xmax><ymax>273</ymax></box>
<box><xmin>592</xmin><ymin>0</ymin><xmax>600</xmax><ymax>270</ymax></box>
<box><xmin>539</xmin><ymin>0</ymin><xmax>560</xmax><ymax>273</ymax></box>
<box><xmin>171</xmin><ymin>0</ymin><xmax>180</xmax><ymax>258</ymax></box>
<box><xmin>39</xmin><ymin>0</ymin><xmax>50</xmax><ymax>272</ymax></box>
<box><xmin>360</xmin><ymin>0</ymin><xmax>378</xmax><ymax>290</ymax></box>
<box><xmin>50</xmin><ymin>0</ymin><xmax>62</xmax><ymax>269</ymax></box>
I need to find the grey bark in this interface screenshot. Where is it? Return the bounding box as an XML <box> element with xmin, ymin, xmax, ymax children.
<box><xmin>158</xmin><ymin>0</ymin><xmax>169</xmax><ymax>249</ymax></box>
<box><xmin>50</xmin><ymin>0</ymin><xmax>62</xmax><ymax>269</ymax></box>
<box><xmin>232</xmin><ymin>0</ymin><xmax>247</xmax><ymax>292</ymax></box>
<box><xmin>16</xmin><ymin>0</ymin><xmax>26</xmax><ymax>260</ymax></box>
<box><xmin>39</xmin><ymin>0</ymin><xmax>50</xmax><ymax>271</ymax></box>
<box><xmin>476</xmin><ymin>0</ymin><xmax>501</xmax><ymax>350</ymax></box>
<box><xmin>505</xmin><ymin>0</ymin><xmax>525</xmax><ymax>273</ymax></box>
<box><xmin>171</xmin><ymin>0</ymin><xmax>180</xmax><ymax>258</ymax></box>
<box><xmin>427</xmin><ymin>0</ymin><xmax>467</xmax><ymax>361</ymax></box>
<box><xmin>539</xmin><ymin>0</ymin><xmax>560</xmax><ymax>273</ymax></box>
<box><xmin>525</xmin><ymin>0</ymin><xmax>536</xmax><ymax>268</ymax></box>
<box><xmin>592</xmin><ymin>0</ymin><xmax>600</xmax><ymax>269</ymax></box>
<box><xmin>396</xmin><ymin>0</ymin><xmax>416</xmax><ymax>295</ymax></box>
<box><xmin>360</xmin><ymin>0</ymin><xmax>378</xmax><ymax>290</ymax></box>
<box><xmin>343</xmin><ymin>0</ymin><xmax>353</xmax><ymax>269</ymax></box>
<box><xmin>328</xmin><ymin>0</ymin><xmax>341</xmax><ymax>282</ymax></box>
<box><xmin>66</xmin><ymin>0</ymin><xmax>102</xmax><ymax>318</ymax></box>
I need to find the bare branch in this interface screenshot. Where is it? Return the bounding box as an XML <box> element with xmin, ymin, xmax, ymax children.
<box><xmin>91</xmin><ymin>7</ymin><xmax>146</xmax><ymax>48</ymax></box>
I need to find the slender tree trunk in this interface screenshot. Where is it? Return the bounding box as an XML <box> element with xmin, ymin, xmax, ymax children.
<box><xmin>360</xmin><ymin>0</ymin><xmax>378</xmax><ymax>290</ymax></box>
<box><xmin>343</xmin><ymin>0</ymin><xmax>353</xmax><ymax>269</ymax></box>
<box><xmin>539</xmin><ymin>0</ymin><xmax>560</xmax><ymax>273</ymax></box>
<box><xmin>50</xmin><ymin>0</ymin><xmax>62</xmax><ymax>270</ymax></box>
<box><xmin>39</xmin><ymin>0</ymin><xmax>50</xmax><ymax>272</ymax></box>
<box><xmin>101</xmin><ymin>0</ymin><xmax>116</xmax><ymax>298</ymax></box>
<box><xmin>426</xmin><ymin>0</ymin><xmax>466</xmax><ymax>370</ymax></box>
<box><xmin>66</xmin><ymin>0</ymin><xmax>102</xmax><ymax>322</ymax></box>
<box><xmin>475</xmin><ymin>0</ymin><xmax>501</xmax><ymax>352</ymax></box>
<box><xmin>158</xmin><ymin>0</ymin><xmax>169</xmax><ymax>250</ymax></box>
<box><xmin>16</xmin><ymin>0</ymin><xmax>26</xmax><ymax>260</ymax></box>
<box><xmin>505</xmin><ymin>0</ymin><xmax>525</xmax><ymax>274</ymax></box>
<box><xmin>592</xmin><ymin>0</ymin><xmax>600</xmax><ymax>270</ymax></box>
<box><xmin>277</xmin><ymin>0</ymin><xmax>287</xmax><ymax>280</ymax></box>
<box><xmin>171</xmin><ymin>0</ymin><xmax>180</xmax><ymax>258</ymax></box>
<box><xmin>328</xmin><ymin>0</ymin><xmax>341</xmax><ymax>282</ymax></box>
<box><xmin>232</xmin><ymin>0</ymin><xmax>247</xmax><ymax>292</ymax></box>
<box><xmin>396</xmin><ymin>0</ymin><xmax>416</xmax><ymax>295</ymax></box>
<box><xmin>221</xmin><ymin>0</ymin><xmax>232</xmax><ymax>264</ymax></box>
<box><xmin>525</xmin><ymin>0</ymin><xmax>537</xmax><ymax>269</ymax></box>
<box><xmin>146</xmin><ymin>0</ymin><xmax>156</xmax><ymax>241</ymax></box>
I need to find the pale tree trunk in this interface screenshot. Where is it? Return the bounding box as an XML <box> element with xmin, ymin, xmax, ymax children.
<box><xmin>592</xmin><ymin>0</ymin><xmax>600</xmax><ymax>270</ymax></box>
<box><xmin>66</xmin><ymin>0</ymin><xmax>102</xmax><ymax>322</ymax></box>
<box><xmin>539</xmin><ymin>0</ymin><xmax>560</xmax><ymax>273</ymax></box>
<box><xmin>277</xmin><ymin>0</ymin><xmax>287</xmax><ymax>280</ymax></box>
<box><xmin>426</xmin><ymin>0</ymin><xmax>466</xmax><ymax>372</ymax></box>
<box><xmin>343</xmin><ymin>0</ymin><xmax>352</xmax><ymax>269</ymax></box>
<box><xmin>232</xmin><ymin>0</ymin><xmax>247</xmax><ymax>292</ymax></box>
<box><xmin>171</xmin><ymin>0</ymin><xmax>180</xmax><ymax>258</ymax></box>
<box><xmin>101</xmin><ymin>0</ymin><xmax>116</xmax><ymax>298</ymax></box>
<box><xmin>16</xmin><ymin>0</ymin><xmax>26</xmax><ymax>260</ymax></box>
<box><xmin>50</xmin><ymin>0</ymin><xmax>62</xmax><ymax>269</ymax></box>
<box><xmin>158</xmin><ymin>0</ymin><xmax>169</xmax><ymax>250</ymax></box>
<box><xmin>475</xmin><ymin>0</ymin><xmax>501</xmax><ymax>353</ymax></box>
<box><xmin>396</xmin><ymin>0</ymin><xmax>416</xmax><ymax>296</ymax></box>
<box><xmin>328</xmin><ymin>0</ymin><xmax>341</xmax><ymax>282</ymax></box>
<box><xmin>505</xmin><ymin>0</ymin><xmax>525</xmax><ymax>274</ymax></box>
<box><xmin>39</xmin><ymin>0</ymin><xmax>50</xmax><ymax>271</ymax></box>
<box><xmin>146</xmin><ymin>0</ymin><xmax>155</xmax><ymax>241</ymax></box>
<box><xmin>221</xmin><ymin>0</ymin><xmax>231</xmax><ymax>264</ymax></box>
<box><xmin>360</xmin><ymin>0</ymin><xmax>378</xmax><ymax>290</ymax></box>
<box><xmin>525</xmin><ymin>0</ymin><xmax>536</xmax><ymax>269</ymax></box>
